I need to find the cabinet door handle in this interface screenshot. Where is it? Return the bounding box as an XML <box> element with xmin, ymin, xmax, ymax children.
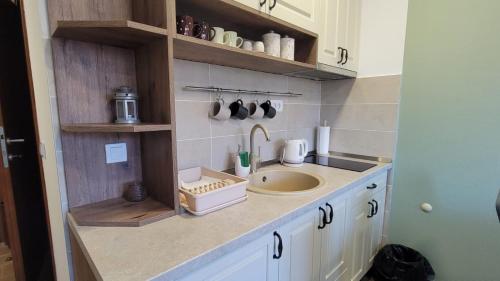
<box><xmin>366</xmin><ymin>183</ymin><xmax>378</xmax><ymax>190</ymax></box>
<box><xmin>342</xmin><ymin>49</ymin><xmax>349</xmax><ymax>65</ymax></box>
<box><xmin>337</xmin><ymin>47</ymin><xmax>344</xmax><ymax>64</ymax></box>
<box><xmin>367</xmin><ymin>202</ymin><xmax>374</xmax><ymax>218</ymax></box>
<box><xmin>318</xmin><ymin>207</ymin><xmax>327</xmax><ymax>229</ymax></box>
<box><xmin>325</xmin><ymin>203</ymin><xmax>333</xmax><ymax>224</ymax></box>
<box><xmin>269</xmin><ymin>0</ymin><xmax>277</xmax><ymax>10</ymax></box>
<box><xmin>372</xmin><ymin>199</ymin><xmax>379</xmax><ymax>216</ymax></box>
<box><xmin>259</xmin><ymin>0</ymin><xmax>266</xmax><ymax>7</ymax></box>
<box><xmin>273</xmin><ymin>231</ymin><xmax>283</xmax><ymax>259</ymax></box>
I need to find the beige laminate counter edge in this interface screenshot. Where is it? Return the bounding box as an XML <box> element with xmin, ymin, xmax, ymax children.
<box><xmin>68</xmin><ymin>161</ymin><xmax>392</xmax><ymax>281</ymax></box>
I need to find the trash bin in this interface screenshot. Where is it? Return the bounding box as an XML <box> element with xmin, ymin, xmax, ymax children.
<box><xmin>371</xmin><ymin>244</ymin><xmax>435</xmax><ymax>281</ymax></box>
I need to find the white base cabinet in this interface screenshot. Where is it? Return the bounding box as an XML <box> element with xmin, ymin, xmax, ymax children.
<box><xmin>178</xmin><ymin>171</ymin><xmax>388</xmax><ymax>281</ymax></box>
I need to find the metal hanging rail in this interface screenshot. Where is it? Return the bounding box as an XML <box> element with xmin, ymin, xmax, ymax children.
<box><xmin>183</xmin><ymin>86</ymin><xmax>302</xmax><ymax>97</ymax></box>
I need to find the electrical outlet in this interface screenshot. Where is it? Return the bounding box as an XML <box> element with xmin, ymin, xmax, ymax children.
<box><xmin>105</xmin><ymin>143</ymin><xmax>127</xmax><ymax>164</ymax></box>
<box><xmin>270</xmin><ymin>100</ymin><xmax>284</xmax><ymax>112</ymax></box>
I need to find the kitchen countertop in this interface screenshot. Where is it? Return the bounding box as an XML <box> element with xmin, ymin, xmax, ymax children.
<box><xmin>68</xmin><ymin>159</ymin><xmax>392</xmax><ymax>281</ymax></box>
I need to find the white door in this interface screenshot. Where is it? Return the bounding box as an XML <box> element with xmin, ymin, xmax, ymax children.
<box><xmin>278</xmin><ymin>208</ymin><xmax>321</xmax><ymax>281</ymax></box>
<box><xmin>320</xmin><ymin>197</ymin><xmax>350</xmax><ymax>281</ymax></box>
<box><xmin>339</xmin><ymin>0</ymin><xmax>361</xmax><ymax>71</ymax></box>
<box><xmin>317</xmin><ymin>0</ymin><xmax>343</xmax><ymax>66</ymax></box>
<box><xmin>348</xmin><ymin>199</ymin><xmax>370</xmax><ymax>281</ymax></box>
<box><xmin>233</xmin><ymin>0</ymin><xmax>268</xmax><ymax>13</ymax></box>
<box><xmin>367</xmin><ymin>190</ymin><xmax>386</xmax><ymax>265</ymax></box>
<box><xmin>267</xmin><ymin>0</ymin><xmax>320</xmax><ymax>32</ymax></box>
<box><xmin>178</xmin><ymin>234</ymin><xmax>278</xmax><ymax>281</ymax></box>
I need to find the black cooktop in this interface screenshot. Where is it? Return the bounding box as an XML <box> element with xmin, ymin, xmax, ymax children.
<box><xmin>303</xmin><ymin>154</ymin><xmax>376</xmax><ymax>172</ymax></box>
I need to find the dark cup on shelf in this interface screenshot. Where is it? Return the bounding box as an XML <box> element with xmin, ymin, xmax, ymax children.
<box><xmin>176</xmin><ymin>15</ymin><xmax>195</xmax><ymax>36</ymax></box>
<box><xmin>194</xmin><ymin>21</ymin><xmax>215</xmax><ymax>41</ymax></box>
<box><xmin>229</xmin><ymin>99</ymin><xmax>249</xmax><ymax>120</ymax></box>
<box><xmin>260</xmin><ymin>100</ymin><xmax>277</xmax><ymax>118</ymax></box>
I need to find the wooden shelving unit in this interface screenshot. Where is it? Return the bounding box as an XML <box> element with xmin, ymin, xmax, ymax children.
<box><xmin>53</xmin><ymin>20</ymin><xmax>168</xmax><ymax>48</ymax></box>
<box><xmin>61</xmin><ymin>123</ymin><xmax>172</xmax><ymax>133</ymax></box>
<box><xmin>173</xmin><ymin>34</ymin><xmax>316</xmax><ymax>74</ymax></box>
<box><xmin>47</xmin><ymin>0</ymin><xmax>320</xmax><ymax>229</ymax></box>
<box><xmin>48</xmin><ymin>0</ymin><xmax>179</xmax><ymax>228</ymax></box>
<box><xmin>70</xmin><ymin>197</ymin><xmax>176</xmax><ymax>227</ymax></box>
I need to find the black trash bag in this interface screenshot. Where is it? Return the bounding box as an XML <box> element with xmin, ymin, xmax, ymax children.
<box><xmin>371</xmin><ymin>244</ymin><xmax>435</xmax><ymax>281</ymax></box>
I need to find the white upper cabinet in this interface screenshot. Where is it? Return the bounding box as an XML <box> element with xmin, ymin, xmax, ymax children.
<box><xmin>233</xmin><ymin>0</ymin><xmax>268</xmax><ymax>13</ymax></box>
<box><xmin>320</xmin><ymin>196</ymin><xmax>350</xmax><ymax>281</ymax></box>
<box><xmin>278</xmin><ymin>208</ymin><xmax>321</xmax><ymax>281</ymax></box>
<box><xmin>317</xmin><ymin>0</ymin><xmax>361</xmax><ymax>72</ymax></box>
<box><xmin>267</xmin><ymin>0</ymin><xmax>320</xmax><ymax>32</ymax></box>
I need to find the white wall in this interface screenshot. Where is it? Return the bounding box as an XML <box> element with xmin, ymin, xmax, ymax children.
<box><xmin>357</xmin><ymin>0</ymin><xmax>409</xmax><ymax>77</ymax></box>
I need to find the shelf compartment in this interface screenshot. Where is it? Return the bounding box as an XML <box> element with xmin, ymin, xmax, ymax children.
<box><xmin>173</xmin><ymin>34</ymin><xmax>316</xmax><ymax>75</ymax></box>
<box><xmin>70</xmin><ymin>197</ymin><xmax>175</xmax><ymax>227</ymax></box>
<box><xmin>53</xmin><ymin>20</ymin><xmax>168</xmax><ymax>48</ymax></box>
<box><xmin>61</xmin><ymin>123</ymin><xmax>172</xmax><ymax>133</ymax></box>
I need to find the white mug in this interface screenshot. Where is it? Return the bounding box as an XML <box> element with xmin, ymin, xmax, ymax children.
<box><xmin>263</xmin><ymin>30</ymin><xmax>281</xmax><ymax>57</ymax></box>
<box><xmin>224</xmin><ymin>31</ymin><xmax>243</xmax><ymax>48</ymax></box>
<box><xmin>210</xmin><ymin>99</ymin><xmax>231</xmax><ymax>121</ymax></box>
<box><xmin>248</xmin><ymin>101</ymin><xmax>265</xmax><ymax>119</ymax></box>
<box><xmin>253</xmin><ymin>41</ymin><xmax>265</xmax><ymax>52</ymax></box>
<box><xmin>211</xmin><ymin>27</ymin><xmax>225</xmax><ymax>44</ymax></box>
<box><xmin>242</xmin><ymin>39</ymin><xmax>253</xmax><ymax>51</ymax></box>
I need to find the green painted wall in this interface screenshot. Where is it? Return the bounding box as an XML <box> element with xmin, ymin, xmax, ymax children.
<box><xmin>390</xmin><ymin>1</ymin><xmax>500</xmax><ymax>280</ymax></box>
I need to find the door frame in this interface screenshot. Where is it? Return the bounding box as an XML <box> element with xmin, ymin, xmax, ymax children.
<box><xmin>0</xmin><ymin>0</ymin><xmax>58</xmax><ymax>279</ymax></box>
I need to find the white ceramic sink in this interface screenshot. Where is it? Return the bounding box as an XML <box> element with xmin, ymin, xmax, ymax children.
<box><xmin>247</xmin><ymin>170</ymin><xmax>324</xmax><ymax>195</ymax></box>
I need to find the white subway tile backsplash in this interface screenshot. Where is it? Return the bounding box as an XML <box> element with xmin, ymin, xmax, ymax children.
<box><xmin>287</xmin><ymin>76</ymin><xmax>321</xmax><ymax>105</ymax></box>
<box><xmin>174</xmin><ymin>59</ymin><xmax>210</xmax><ymax>101</ymax></box>
<box><xmin>287</xmin><ymin>104</ymin><xmax>321</xmax><ymax>130</ymax></box>
<box><xmin>330</xmin><ymin>129</ymin><xmax>396</xmax><ymax>158</ymax></box>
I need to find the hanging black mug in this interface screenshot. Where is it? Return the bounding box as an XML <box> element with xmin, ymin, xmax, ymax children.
<box><xmin>229</xmin><ymin>99</ymin><xmax>249</xmax><ymax>120</ymax></box>
<box><xmin>260</xmin><ymin>100</ymin><xmax>276</xmax><ymax>118</ymax></box>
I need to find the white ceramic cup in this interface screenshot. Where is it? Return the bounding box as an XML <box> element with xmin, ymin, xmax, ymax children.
<box><xmin>211</xmin><ymin>27</ymin><xmax>225</xmax><ymax>44</ymax></box>
<box><xmin>248</xmin><ymin>101</ymin><xmax>265</xmax><ymax>119</ymax></box>
<box><xmin>223</xmin><ymin>31</ymin><xmax>243</xmax><ymax>48</ymax></box>
<box><xmin>210</xmin><ymin>99</ymin><xmax>231</xmax><ymax>121</ymax></box>
<box><xmin>253</xmin><ymin>41</ymin><xmax>265</xmax><ymax>52</ymax></box>
<box><xmin>242</xmin><ymin>39</ymin><xmax>253</xmax><ymax>51</ymax></box>
<box><xmin>263</xmin><ymin>30</ymin><xmax>281</xmax><ymax>57</ymax></box>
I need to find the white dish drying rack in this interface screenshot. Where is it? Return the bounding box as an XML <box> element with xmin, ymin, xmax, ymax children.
<box><xmin>178</xmin><ymin>167</ymin><xmax>248</xmax><ymax>215</ymax></box>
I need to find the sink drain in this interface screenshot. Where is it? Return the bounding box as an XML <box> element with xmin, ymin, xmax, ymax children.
<box><xmin>262</xmin><ymin>176</ymin><xmax>267</xmax><ymax>182</ymax></box>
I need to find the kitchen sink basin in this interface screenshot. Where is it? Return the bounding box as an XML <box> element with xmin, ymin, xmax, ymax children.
<box><xmin>247</xmin><ymin>170</ymin><xmax>324</xmax><ymax>195</ymax></box>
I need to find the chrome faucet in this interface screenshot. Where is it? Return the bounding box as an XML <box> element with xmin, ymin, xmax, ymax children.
<box><xmin>250</xmin><ymin>124</ymin><xmax>271</xmax><ymax>173</ymax></box>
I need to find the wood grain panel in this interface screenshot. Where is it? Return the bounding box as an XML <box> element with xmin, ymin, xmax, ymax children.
<box><xmin>62</xmin><ymin>133</ymin><xmax>142</xmax><ymax>208</ymax></box>
<box><xmin>173</xmin><ymin>35</ymin><xmax>316</xmax><ymax>74</ymax></box>
<box><xmin>60</xmin><ymin>123</ymin><xmax>172</xmax><ymax>133</ymax></box>
<box><xmin>70</xmin><ymin>197</ymin><xmax>175</xmax><ymax>227</ymax></box>
<box><xmin>53</xmin><ymin>20</ymin><xmax>167</xmax><ymax>48</ymax></box>
<box><xmin>51</xmin><ymin>39</ymin><xmax>137</xmax><ymax>124</ymax></box>
<box><xmin>132</xmin><ymin>0</ymin><xmax>167</xmax><ymax>28</ymax></box>
<box><xmin>70</xmin><ymin>232</ymin><xmax>98</xmax><ymax>281</ymax></box>
<box><xmin>47</xmin><ymin>0</ymin><xmax>133</xmax><ymax>33</ymax></box>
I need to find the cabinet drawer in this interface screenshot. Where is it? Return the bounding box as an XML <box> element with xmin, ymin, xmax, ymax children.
<box><xmin>352</xmin><ymin>172</ymin><xmax>388</xmax><ymax>204</ymax></box>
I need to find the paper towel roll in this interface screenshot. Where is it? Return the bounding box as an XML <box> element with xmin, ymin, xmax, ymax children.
<box><xmin>316</xmin><ymin>126</ymin><xmax>330</xmax><ymax>155</ymax></box>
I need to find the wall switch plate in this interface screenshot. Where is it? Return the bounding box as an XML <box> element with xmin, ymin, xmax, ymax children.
<box><xmin>270</xmin><ymin>100</ymin><xmax>284</xmax><ymax>112</ymax></box>
<box><xmin>105</xmin><ymin>143</ymin><xmax>127</xmax><ymax>164</ymax></box>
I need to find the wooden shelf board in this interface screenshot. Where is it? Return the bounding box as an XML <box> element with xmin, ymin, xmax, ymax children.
<box><xmin>53</xmin><ymin>20</ymin><xmax>168</xmax><ymax>48</ymax></box>
<box><xmin>61</xmin><ymin>123</ymin><xmax>172</xmax><ymax>133</ymax></box>
<box><xmin>70</xmin><ymin>197</ymin><xmax>175</xmax><ymax>227</ymax></box>
<box><xmin>173</xmin><ymin>35</ymin><xmax>316</xmax><ymax>75</ymax></box>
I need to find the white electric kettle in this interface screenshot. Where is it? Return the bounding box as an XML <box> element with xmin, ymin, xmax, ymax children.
<box><xmin>281</xmin><ymin>139</ymin><xmax>309</xmax><ymax>167</ymax></box>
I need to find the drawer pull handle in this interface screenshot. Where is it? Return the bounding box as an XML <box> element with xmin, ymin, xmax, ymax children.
<box><xmin>367</xmin><ymin>183</ymin><xmax>378</xmax><ymax>189</ymax></box>
<box><xmin>259</xmin><ymin>0</ymin><xmax>266</xmax><ymax>7</ymax></box>
<box><xmin>325</xmin><ymin>203</ymin><xmax>333</xmax><ymax>225</ymax></box>
<box><xmin>318</xmin><ymin>207</ymin><xmax>327</xmax><ymax>229</ymax></box>
<box><xmin>372</xmin><ymin>199</ymin><xmax>379</xmax><ymax>216</ymax></box>
<box><xmin>367</xmin><ymin>202</ymin><xmax>375</xmax><ymax>218</ymax></box>
<box><xmin>273</xmin><ymin>231</ymin><xmax>283</xmax><ymax>259</ymax></box>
